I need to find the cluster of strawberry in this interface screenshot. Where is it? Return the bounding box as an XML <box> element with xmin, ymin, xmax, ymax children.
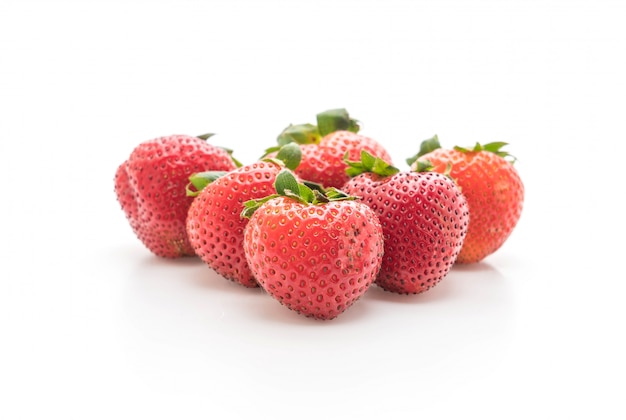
<box><xmin>114</xmin><ymin>109</ymin><xmax>524</xmax><ymax>320</ymax></box>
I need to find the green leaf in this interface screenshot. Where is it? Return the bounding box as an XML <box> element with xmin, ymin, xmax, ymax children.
<box><xmin>277</xmin><ymin>123</ymin><xmax>321</xmax><ymax>146</ymax></box>
<box><xmin>316</xmin><ymin>108</ymin><xmax>360</xmax><ymax>136</ymax></box>
<box><xmin>406</xmin><ymin>134</ymin><xmax>441</xmax><ymax>166</ymax></box>
<box><xmin>412</xmin><ymin>160</ymin><xmax>434</xmax><ymax>173</ymax></box>
<box><xmin>275</xmin><ymin>168</ymin><xmax>361</xmax><ymax>206</ymax></box>
<box><xmin>454</xmin><ymin>141</ymin><xmax>517</xmax><ymax>162</ymax></box>
<box><xmin>325</xmin><ymin>187</ymin><xmax>356</xmax><ymax>201</ymax></box>
<box><xmin>297</xmin><ymin>183</ymin><xmax>316</xmax><ymax>203</ymax></box>
<box><xmin>275</xmin><ymin>169</ymin><xmax>301</xmax><ymax>197</ymax></box>
<box><xmin>344</xmin><ymin>150</ymin><xmax>400</xmax><ymax>178</ymax></box>
<box><xmin>186</xmin><ymin>171</ymin><xmax>228</xmax><ymax>197</ymax></box>
<box><xmin>302</xmin><ymin>180</ymin><xmax>326</xmax><ymax>195</ymax></box>
<box><xmin>197</xmin><ymin>133</ymin><xmax>215</xmax><ymax>140</ymax></box>
<box><xmin>361</xmin><ymin>149</ymin><xmax>376</xmax><ymax>169</ymax></box>
<box><xmin>371</xmin><ymin>154</ymin><xmax>399</xmax><ymax>176</ymax></box>
<box><xmin>240</xmin><ymin>194</ymin><xmax>279</xmax><ymax>219</ymax></box>
<box><xmin>482</xmin><ymin>142</ymin><xmax>509</xmax><ymax>153</ymax></box>
<box><xmin>274</xmin><ymin>142</ymin><xmax>302</xmax><ymax>170</ymax></box>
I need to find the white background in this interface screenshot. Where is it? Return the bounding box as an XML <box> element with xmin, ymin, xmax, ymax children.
<box><xmin>1</xmin><ymin>0</ymin><xmax>625</xmax><ymax>419</ymax></box>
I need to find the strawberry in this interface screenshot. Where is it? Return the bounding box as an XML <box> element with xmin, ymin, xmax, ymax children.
<box><xmin>342</xmin><ymin>151</ymin><xmax>469</xmax><ymax>294</ymax></box>
<box><xmin>266</xmin><ymin>108</ymin><xmax>392</xmax><ymax>188</ymax></box>
<box><xmin>185</xmin><ymin>144</ymin><xmax>302</xmax><ymax>288</ymax></box>
<box><xmin>296</xmin><ymin>130</ymin><xmax>393</xmax><ymax>189</ymax></box>
<box><xmin>242</xmin><ymin>170</ymin><xmax>384</xmax><ymax>320</ymax></box>
<box><xmin>114</xmin><ymin>134</ymin><xmax>238</xmax><ymax>258</ymax></box>
<box><xmin>407</xmin><ymin>136</ymin><xmax>524</xmax><ymax>263</ymax></box>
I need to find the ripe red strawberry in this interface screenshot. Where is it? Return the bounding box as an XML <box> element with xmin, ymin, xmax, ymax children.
<box><xmin>266</xmin><ymin>108</ymin><xmax>392</xmax><ymax>188</ymax></box>
<box><xmin>185</xmin><ymin>144</ymin><xmax>302</xmax><ymax>288</ymax></box>
<box><xmin>342</xmin><ymin>151</ymin><xmax>469</xmax><ymax>294</ymax></box>
<box><xmin>114</xmin><ymin>134</ymin><xmax>238</xmax><ymax>258</ymax></box>
<box><xmin>408</xmin><ymin>136</ymin><xmax>524</xmax><ymax>263</ymax></box>
<box><xmin>242</xmin><ymin>170</ymin><xmax>384</xmax><ymax>320</ymax></box>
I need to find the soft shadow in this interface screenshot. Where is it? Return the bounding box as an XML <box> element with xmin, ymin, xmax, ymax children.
<box><xmin>252</xmin><ymin>291</ymin><xmax>373</xmax><ymax>326</ymax></box>
<box><xmin>450</xmin><ymin>260</ymin><xmax>501</xmax><ymax>275</ymax></box>
<box><xmin>365</xmin><ymin>261</ymin><xmax>507</xmax><ymax>304</ymax></box>
<box><xmin>365</xmin><ymin>274</ymin><xmax>457</xmax><ymax>304</ymax></box>
<box><xmin>187</xmin><ymin>265</ymin><xmax>262</xmax><ymax>294</ymax></box>
<box><xmin>128</xmin><ymin>250</ymin><xmax>263</xmax><ymax>295</ymax></box>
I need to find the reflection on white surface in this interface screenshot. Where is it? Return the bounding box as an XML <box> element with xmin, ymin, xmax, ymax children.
<box><xmin>115</xmin><ymin>250</ymin><xmax>516</xmax><ymax>414</ymax></box>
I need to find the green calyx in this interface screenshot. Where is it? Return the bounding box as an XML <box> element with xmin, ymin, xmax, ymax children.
<box><xmin>412</xmin><ymin>159</ymin><xmax>435</xmax><ymax>173</ymax></box>
<box><xmin>277</xmin><ymin>123</ymin><xmax>321</xmax><ymax>147</ymax></box>
<box><xmin>265</xmin><ymin>108</ymin><xmax>360</xmax><ymax>158</ymax></box>
<box><xmin>405</xmin><ymin>134</ymin><xmax>441</xmax><ymax>167</ymax></box>
<box><xmin>316</xmin><ymin>108</ymin><xmax>360</xmax><ymax>136</ymax></box>
<box><xmin>186</xmin><ymin>143</ymin><xmax>302</xmax><ymax>197</ymax></box>
<box><xmin>454</xmin><ymin>142</ymin><xmax>517</xmax><ymax>162</ymax></box>
<box><xmin>241</xmin><ymin>169</ymin><xmax>356</xmax><ymax>219</ymax></box>
<box><xmin>262</xmin><ymin>142</ymin><xmax>302</xmax><ymax>171</ymax></box>
<box><xmin>186</xmin><ymin>171</ymin><xmax>229</xmax><ymax>197</ymax></box>
<box><xmin>197</xmin><ymin>133</ymin><xmax>215</xmax><ymax>140</ymax></box>
<box><xmin>344</xmin><ymin>150</ymin><xmax>400</xmax><ymax>178</ymax></box>
<box><xmin>262</xmin><ymin>124</ymin><xmax>319</xmax><ymax>158</ymax></box>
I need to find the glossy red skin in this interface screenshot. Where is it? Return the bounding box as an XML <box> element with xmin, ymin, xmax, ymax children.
<box><xmin>342</xmin><ymin>171</ymin><xmax>469</xmax><ymax>294</ymax></box>
<box><xmin>415</xmin><ymin>149</ymin><xmax>524</xmax><ymax>263</ymax></box>
<box><xmin>186</xmin><ymin>161</ymin><xmax>288</xmax><ymax>287</ymax></box>
<box><xmin>243</xmin><ymin>197</ymin><xmax>384</xmax><ymax>320</ymax></box>
<box><xmin>114</xmin><ymin>135</ymin><xmax>237</xmax><ymax>258</ymax></box>
<box><xmin>295</xmin><ymin>130</ymin><xmax>393</xmax><ymax>188</ymax></box>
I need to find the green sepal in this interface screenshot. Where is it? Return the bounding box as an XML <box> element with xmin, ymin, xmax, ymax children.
<box><xmin>325</xmin><ymin>187</ymin><xmax>355</xmax><ymax>201</ymax></box>
<box><xmin>412</xmin><ymin>160</ymin><xmax>457</xmax><ymax>184</ymax></box>
<box><xmin>197</xmin><ymin>133</ymin><xmax>215</xmax><ymax>140</ymax></box>
<box><xmin>274</xmin><ymin>142</ymin><xmax>302</xmax><ymax>170</ymax></box>
<box><xmin>344</xmin><ymin>150</ymin><xmax>400</xmax><ymax>178</ymax></box>
<box><xmin>262</xmin><ymin>142</ymin><xmax>302</xmax><ymax>171</ymax></box>
<box><xmin>262</xmin><ymin>125</ymin><xmax>316</xmax><ymax>160</ymax></box>
<box><xmin>411</xmin><ymin>159</ymin><xmax>435</xmax><ymax>173</ymax></box>
<box><xmin>186</xmin><ymin>171</ymin><xmax>229</xmax><ymax>197</ymax></box>
<box><xmin>275</xmin><ymin>168</ymin><xmax>304</xmax><ymax>197</ymax></box>
<box><xmin>302</xmin><ymin>180</ymin><xmax>326</xmax><ymax>195</ymax></box>
<box><xmin>316</xmin><ymin>108</ymin><xmax>360</xmax><ymax>136</ymax></box>
<box><xmin>406</xmin><ymin>134</ymin><xmax>441</xmax><ymax>166</ymax></box>
<box><xmin>240</xmin><ymin>169</ymin><xmax>358</xmax><ymax>219</ymax></box>
<box><xmin>240</xmin><ymin>194</ymin><xmax>280</xmax><ymax>219</ymax></box>
<box><xmin>277</xmin><ymin>123</ymin><xmax>321</xmax><ymax>146</ymax></box>
<box><xmin>454</xmin><ymin>141</ymin><xmax>517</xmax><ymax>162</ymax></box>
